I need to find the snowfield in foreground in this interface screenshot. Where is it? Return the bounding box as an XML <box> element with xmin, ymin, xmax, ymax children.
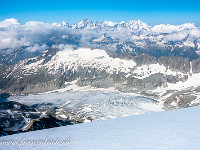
<box><xmin>0</xmin><ymin>106</ymin><xmax>200</xmax><ymax>150</ymax></box>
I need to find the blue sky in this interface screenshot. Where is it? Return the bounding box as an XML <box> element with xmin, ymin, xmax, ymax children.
<box><xmin>1</xmin><ymin>0</ymin><xmax>200</xmax><ymax>25</ymax></box>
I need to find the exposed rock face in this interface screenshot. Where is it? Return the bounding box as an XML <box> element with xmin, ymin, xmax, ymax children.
<box><xmin>163</xmin><ymin>94</ymin><xmax>197</xmax><ymax>110</ymax></box>
<box><xmin>0</xmin><ymin>101</ymin><xmax>40</xmax><ymax>132</ymax></box>
<box><xmin>192</xmin><ymin>57</ymin><xmax>200</xmax><ymax>73</ymax></box>
<box><xmin>0</xmin><ymin>100</ymin><xmax>84</xmax><ymax>136</ymax></box>
<box><xmin>0</xmin><ymin>93</ymin><xmax>10</xmax><ymax>100</ymax></box>
<box><xmin>133</xmin><ymin>53</ymin><xmax>158</xmax><ymax>66</ymax></box>
<box><xmin>1</xmin><ymin>49</ymin><xmax>198</xmax><ymax>95</ymax></box>
<box><xmin>23</xmin><ymin>115</ymin><xmax>73</xmax><ymax>131</ymax></box>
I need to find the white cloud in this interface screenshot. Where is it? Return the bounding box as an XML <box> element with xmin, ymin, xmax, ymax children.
<box><xmin>151</xmin><ymin>23</ymin><xmax>197</xmax><ymax>34</ymax></box>
<box><xmin>0</xmin><ymin>18</ymin><xmax>200</xmax><ymax>54</ymax></box>
<box><xmin>164</xmin><ymin>31</ymin><xmax>188</xmax><ymax>41</ymax></box>
<box><xmin>52</xmin><ymin>44</ymin><xmax>75</xmax><ymax>51</ymax></box>
<box><xmin>25</xmin><ymin>44</ymin><xmax>48</xmax><ymax>52</ymax></box>
<box><xmin>0</xmin><ymin>18</ymin><xmax>20</xmax><ymax>27</ymax></box>
<box><xmin>189</xmin><ymin>29</ymin><xmax>200</xmax><ymax>38</ymax></box>
<box><xmin>0</xmin><ymin>18</ymin><xmax>76</xmax><ymax>53</ymax></box>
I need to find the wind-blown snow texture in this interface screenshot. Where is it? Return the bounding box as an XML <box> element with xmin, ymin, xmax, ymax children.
<box><xmin>0</xmin><ymin>106</ymin><xmax>200</xmax><ymax>150</ymax></box>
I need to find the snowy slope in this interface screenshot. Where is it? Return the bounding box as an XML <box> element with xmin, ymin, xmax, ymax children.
<box><xmin>20</xmin><ymin>47</ymin><xmax>184</xmax><ymax>77</ymax></box>
<box><xmin>25</xmin><ymin>47</ymin><xmax>136</xmax><ymax>74</ymax></box>
<box><xmin>0</xmin><ymin>106</ymin><xmax>200</xmax><ymax>150</ymax></box>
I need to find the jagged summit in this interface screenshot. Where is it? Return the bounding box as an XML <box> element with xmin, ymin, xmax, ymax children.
<box><xmin>53</xmin><ymin>19</ymin><xmax>150</xmax><ymax>30</ymax></box>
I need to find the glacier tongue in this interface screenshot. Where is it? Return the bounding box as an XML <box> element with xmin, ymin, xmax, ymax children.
<box><xmin>8</xmin><ymin>89</ymin><xmax>163</xmax><ymax>122</ymax></box>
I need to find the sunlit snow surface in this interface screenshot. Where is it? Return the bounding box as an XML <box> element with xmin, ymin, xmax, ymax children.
<box><xmin>8</xmin><ymin>90</ymin><xmax>163</xmax><ymax>121</ymax></box>
<box><xmin>0</xmin><ymin>106</ymin><xmax>200</xmax><ymax>150</ymax></box>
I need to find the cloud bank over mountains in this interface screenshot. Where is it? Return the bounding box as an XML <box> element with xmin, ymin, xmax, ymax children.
<box><xmin>0</xmin><ymin>18</ymin><xmax>200</xmax><ymax>57</ymax></box>
<box><xmin>0</xmin><ymin>18</ymin><xmax>77</xmax><ymax>52</ymax></box>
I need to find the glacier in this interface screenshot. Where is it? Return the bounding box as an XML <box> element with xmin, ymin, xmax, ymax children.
<box><xmin>8</xmin><ymin>89</ymin><xmax>163</xmax><ymax>121</ymax></box>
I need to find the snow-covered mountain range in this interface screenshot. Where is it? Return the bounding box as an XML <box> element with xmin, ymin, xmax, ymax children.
<box><xmin>1</xmin><ymin>18</ymin><xmax>200</xmax><ymax>135</ymax></box>
<box><xmin>0</xmin><ymin>18</ymin><xmax>200</xmax><ymax>65</ymax></box>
